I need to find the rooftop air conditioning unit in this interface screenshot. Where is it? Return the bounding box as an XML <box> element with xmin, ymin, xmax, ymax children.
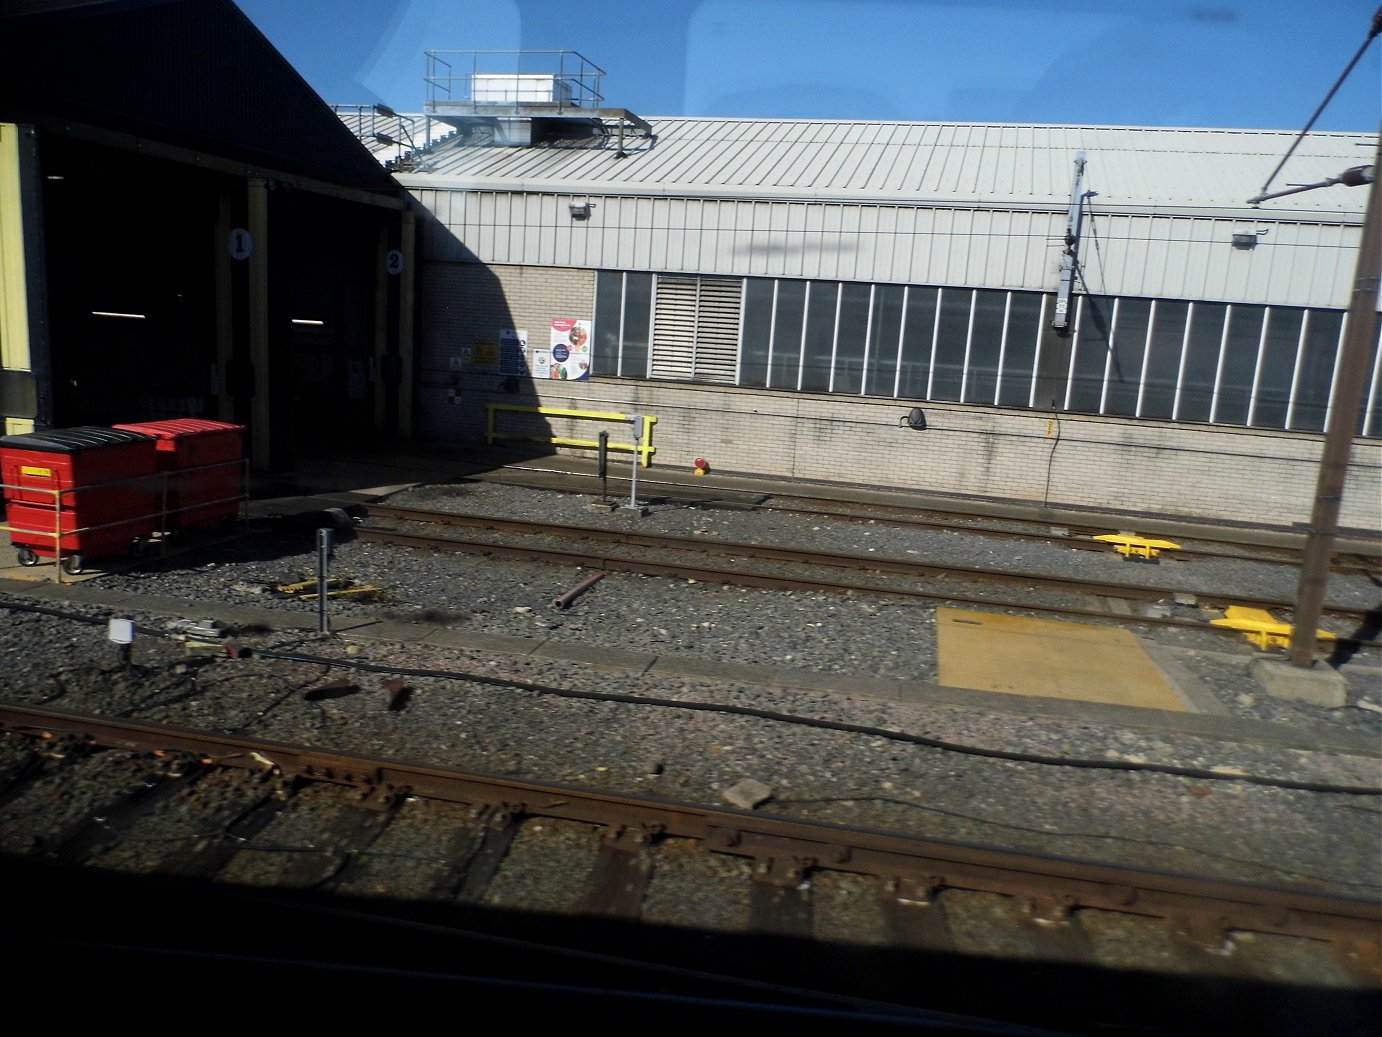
<box><xmin>472</xmin><ymin>74</ymin><xmax>573</xmax><ymax>105</ymax></box>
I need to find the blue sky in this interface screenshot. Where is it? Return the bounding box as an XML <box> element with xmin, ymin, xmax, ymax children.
<box><xmin>234</xmin><ymin>0</ymin><xmax>1381</xmax><ymax>131</ymax></box>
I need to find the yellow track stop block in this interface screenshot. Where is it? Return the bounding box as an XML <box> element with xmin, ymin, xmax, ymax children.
<box><xmin>1211</xmin><ymin>606</ymin><xmax>1337</xmax><ymax>651</ymax></box>
<box><xmin>1093</xmin><ymin>533</ymin><xmax>1180</xmax><ymax>560</ymax></box>
<box><xmin>936</xmin><ymin>608</ymin><xmax>1188</xmax><ymax>710</ymax></box>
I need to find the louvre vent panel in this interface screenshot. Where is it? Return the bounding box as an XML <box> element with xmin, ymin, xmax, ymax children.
<box><xmin>652</xmin><ymin>275</ymin><xmax>741</xmax><ymax>383</ymax></box>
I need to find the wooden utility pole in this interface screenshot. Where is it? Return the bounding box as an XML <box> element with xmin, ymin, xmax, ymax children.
<box><xmin>1287</xmin><ymin>137</ymin><xmax>1380</xmax><ymax>667</ymax></box>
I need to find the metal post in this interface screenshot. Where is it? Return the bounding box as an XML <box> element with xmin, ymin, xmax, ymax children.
<box><xmin>316</xmin><ymin>527</ymin><xmax>333</xmax><ymax>635</ymax></box>
<box><xmin>1288</xmin><ymin>136</ymin><xmax>1380</xmax><ymax>667</ymax></box>
<box><xmin>625</xmin><ymin>414</ymin><xmax>642</xmax><ymax>511</ymax></box>
<box><xmin>598</xmin><ymin>430</ymin><xmax>609</xmax><ymax>501</ymax></box>
<box><xmin>108</xmin><ymin>617</ymin><xmax>134</xmax><ymax>669</ymax></box>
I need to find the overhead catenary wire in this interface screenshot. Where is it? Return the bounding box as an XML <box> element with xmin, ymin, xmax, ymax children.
<box><xmin>1251</xmin><ymin>5</ymin><xmax>1382</xmax><ymax>204</ymax></box>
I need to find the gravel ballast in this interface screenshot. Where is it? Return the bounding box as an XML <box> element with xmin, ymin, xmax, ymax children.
<box><xmin>1</xmin><ymin>472</ymin><xmax>1378</xmax><ymax>897</ymax></box>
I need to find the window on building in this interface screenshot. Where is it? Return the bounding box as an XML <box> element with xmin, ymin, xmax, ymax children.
<box><xmin>771</xmin><ymin>279</ymin><xmax>807</xmax><ymax>390</ymax></box>
<box><xmin>593</xmin><ymin>270</ymin><xmax>1371</xmax><ymax>438</ymax></box>
<box><xmin>899</xmin><ymin>286</ymin><xmax>938</xmax><ymax>401</ymax></box>
<box><xmin>1104</xmin><ymin>298</ymin><xmax>1151</xmax><ymax>418</ymax></box>
<box><xmin>593</xmin><ymin>271</ymin><xmax>652</xmax><ymax>378</ymax></box>
<box><xmin>1251</xmin><ymin>308</ymin><xmax>1304</xmax><ymax>430</ymax></box>
<box><xmin>802</xmin><ymin>281</ymin><xmax>840</xmax><ymax>393</ymax></box>
<box><xmin>996</xmin><ymin>292</ymin><xmax>1043</xmax><ymax>408</ymax></box>
<box><xmin>1213</xmin><ymin>305</ymin><xmax>1264</xmax><ymax>426</ymax></box>
<box><xmin>1290</xmin><ymin>309</ymin><xmax>1343</xmax><ymax>432</ymax></box>
<box><xmin>865</xmin><ymin>285</ymin><xmax>906</xmax><ymax>398</ymax></box>
<box><xmin>965</xmin><ymin>289</ymin><xmax>1007</xmax><ymax>405</ymax></box>
<box><xmin>1177</xmin><ymin>302</ymin><xmax>1227</xmax><ymax>423</ymax></box>
<box><xmin>834</xmin><ymin>283</ymin><xmax>872</xmax><ymax>395</ymax></box>
<box><xmin>740</xmin><ymin>278</ymin><xmax>774</xmax><ymax>388</ymax></box>
<box><xmin>1140</xmin><ymin>300</ymin><xmax>1188</xmax><ymax>420</ymax></box>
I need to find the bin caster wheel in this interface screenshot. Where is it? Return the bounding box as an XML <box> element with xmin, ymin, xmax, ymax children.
<box><xmin>16</xmin><ymin>547</ymin><xmax>38</xmax><ymax>567</ymax></box>
<box><xmin>130</xmin><ymin>538</ymin><xmax>148</xmax><ymax>558</ymax></box>
<box><xmin>61</xmin><ymin>554</ymin><xmax>86</xmax><ymax>576</ymax></box>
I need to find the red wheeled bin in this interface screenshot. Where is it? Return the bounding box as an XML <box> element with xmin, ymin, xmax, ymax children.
<box><xmin>0</xmin><ymin>426</ymin><xmax>160</xmax><ymax>574</ymax></box>
<box><xmin>111</xmin><ymin>419</ymin><xmax>246</xmax><ymax>531</ymax></box>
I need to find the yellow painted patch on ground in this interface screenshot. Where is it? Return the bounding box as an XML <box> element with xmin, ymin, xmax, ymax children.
<box><xmin>936</xmin><ymin>608</ymin><xmax>1187</xmax><ymax>711</ymax></box>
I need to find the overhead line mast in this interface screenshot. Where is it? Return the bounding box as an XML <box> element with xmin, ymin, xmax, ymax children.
<box><xmin>1051</xmin><ymin>150</ymin><xmax>1090</xmax><ymax>331</ymax></box>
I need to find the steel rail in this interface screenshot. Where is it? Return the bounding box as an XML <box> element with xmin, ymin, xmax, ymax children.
<box><xmin>758</xmin><ymin>496</ymin><xmax>1382</xmax><ymax>574</ymax></box>
<box><xmin>359</xmin><ymin>505</ymin><xmax>1370</xmax><ymax>624</ymax></box>
<box><xmin>2</xmin><ymin>702</ymin><xmax>1377</xmax><ymax>953</ymax></box>
<box><xmin>472</xmin><ymin>466</ymin><xmax>1382</xmax><ymax>570</ymax></box>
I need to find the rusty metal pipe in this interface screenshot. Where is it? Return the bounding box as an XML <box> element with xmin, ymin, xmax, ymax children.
<box><xmin>553</xmin><ymin>572</ymin><xmax>604</xmax><ymax>609</ymax></box>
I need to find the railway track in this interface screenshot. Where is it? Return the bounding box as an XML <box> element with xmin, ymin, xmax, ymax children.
<box><xmin>1</xmin><ymin>702</ymin><xmax>1377</xmax><ymax>1034</ymax></box>
<box><xmin>476</xmin><ymin>465</ymin><xmax>1382</xmax><ymax>575</ymax></box>
<box><xmin>357</xmin><ymin>504</ymin><xmax>1373</xmax><ymax>640</ymax></box>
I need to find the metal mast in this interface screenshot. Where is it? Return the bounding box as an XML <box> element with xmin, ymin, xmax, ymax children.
<box><xmin>1051</xmin><ymin>151</ymin><xmax>1088</xmax><ymax>331</ymax></box>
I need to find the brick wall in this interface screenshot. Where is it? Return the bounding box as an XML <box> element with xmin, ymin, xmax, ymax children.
<box><xmin>417</xmin><ymin>261</ymin><xmax>1382</xmax><ymax>532</ymax></box>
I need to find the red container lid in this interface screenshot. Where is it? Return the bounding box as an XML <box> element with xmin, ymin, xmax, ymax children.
<box><xmin>112</xmin><ymin>419</ymin><xmax>245</xmax><ymax>440</ymax></box>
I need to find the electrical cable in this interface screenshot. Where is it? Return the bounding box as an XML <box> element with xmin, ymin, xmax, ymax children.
<box><xmin>3</xmin><ymin>598</ymin><xmax>1378</xmax><ymax>798</ymax></box>
<box><xmin>1252</xmin><ymin>6</ymin><xmax>1382</xmax><ymax>203</ymax></box>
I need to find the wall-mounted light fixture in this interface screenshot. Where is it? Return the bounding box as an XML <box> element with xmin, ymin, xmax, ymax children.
<box><xmin>1231</xmin><ymin>232</ymin><xmax>1258</xmax><ymax>250</ymax></box>
<box><xmin>569</xmin><ymin>201</ymin><xmax>592</xmax><ymax>221</ymax></box>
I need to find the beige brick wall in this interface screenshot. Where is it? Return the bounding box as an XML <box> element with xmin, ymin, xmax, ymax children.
<box><xmin>417</xmin><ymin>261</ymin><xmax>1382</xmax><ymax>532</ymax></box>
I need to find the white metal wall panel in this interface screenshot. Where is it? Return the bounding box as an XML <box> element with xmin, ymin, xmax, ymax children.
<box><xmin>410</xmin><ymin>183</ymin><xmax>1364</xmax><ymax>308</ymax></box>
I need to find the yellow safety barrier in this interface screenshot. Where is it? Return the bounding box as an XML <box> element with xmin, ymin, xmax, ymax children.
<box><xmin>486</xmin><ymin>405</ymin><xmax>657</xmax><ymax>467</ymax></box>
<box><xmin>1093</xmin><ymin>533</ymin><xmax>1181</xmax><ymax>561</ymax></box>
<box><xmin>1211</xmin><ymin>605</ymin><xmax>1337</xmax><ymax>651</ymax></box>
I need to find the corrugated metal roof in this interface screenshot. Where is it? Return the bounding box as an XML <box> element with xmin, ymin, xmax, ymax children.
<box><xmin>387</xmin><ymin>115</ymin><xmax>1374</xmax><ymax>217</ymax></box>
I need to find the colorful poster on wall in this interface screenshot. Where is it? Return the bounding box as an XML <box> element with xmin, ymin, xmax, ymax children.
<box><xmin>548</xmin><ymin>318</ymin><xmax>592</xmax><ymax>381</ymax></box>
<box><xmin>499</xmin><ymin>328</ymin><xmax>529</xmax><ymax>375</ymax></box>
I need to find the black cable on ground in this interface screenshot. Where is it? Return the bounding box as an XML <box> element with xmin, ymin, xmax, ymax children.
<box><xmin>250</xmin><ymin>645</ymin><xmax>1382</xmax><ymax>798</ymax></box>
<box><xmin>3</xmin><ymin>595</ymin><xmax>1378</xmax><ymax>797</ymax></box>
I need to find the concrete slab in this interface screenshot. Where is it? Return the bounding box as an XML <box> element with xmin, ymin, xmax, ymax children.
<box><xmin>936</xmin><ymin>608</ymin><xmax>1189</xmax><ymax>711</ymax></box>
<box><xmin>1249</xmin><ymin>657</ymin><xmax>1349</xmax><ymax>708</ymax></box>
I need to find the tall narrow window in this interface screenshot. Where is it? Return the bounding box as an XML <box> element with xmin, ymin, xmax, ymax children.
<box><xmin>1251</xmin><ymin>308</ymin><xmax>1302</xmax><ymax>429</ymax></box>
<box><xmin>802</xmin><ymin>281</ymin><xmax>839</xmax><ymax>392</ymax></box>
<box><xmin>931</xmin><ymin>288</ymin><xmax>970</xmax><ymax>402</ymax></box>
<box><xmin>865</xmin><ymin>285</ymin><xmax>905</xmax><ymax>397</ymax></box>
<box><xmin>834</xmin><ymin>283</ymin><xmax>871</xmax><ymax>395</ymax></box>
<box><xmin>997</xmin><ymin>292</ymin><xmax>1043</xmax><ymax>407</ymax></box>
<box><xmin>965</xmin><ymin>290</ymin><xmax>1006</xmax><ymax>404</ymax></box>
<box><xmin>1289</xmin><ymin>309</ymin><xmax>1342</xmax><ymax>431</ymax></box>
<box><xmin>1068</xmin><ymin>295</ymin><xmax>1113</xmax><ymax>413</ymax></box>
<box><xmin>1141</xmin><ymin>300</ymin><xmax>1187</xmax><ymax>419</ymax></box>
<box><xmin>1213</xmin><ymin>305</ymin><xmax>1263</xmax><ymax>425</ymax></box>
<box><xmin>1104</xmin><ymin>299</ymin><xmax>1150</xmax><ymax>417</ymax></box>
<box><xmin>771</xmin><ymin>280</ymin><xmax>807</xmax><ymax>389</ymax></box>
<box><xmin>898</xmin><ymin>287</ymin><xmax>937</xmax><ymax>399</ymax></box>
<box><xmin>1178</xmin><ymin>302</ymin><xmax>1226</xmax><ymax>423</ymax></box>
<box><xmin>592</xmin><ymin>272</ymin><xmax>624</xmax><ymax>377</ymax></box>
<box><xmin>741</xmin><ymin>278</ymin><xmax>775</xmax><ymax>388</ymax></box>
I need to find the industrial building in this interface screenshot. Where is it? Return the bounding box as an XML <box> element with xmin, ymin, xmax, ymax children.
<box><xmin>0</xmin><ymin>2</ymin><xmax>1377</xmax><ymax>531</ymax></box>
<box><xmin>376</xmin><ymin>50</ymin><xmax>1379</xmax><ymax>530</ymax></box>
<box><xmin>0</xmin><ymin>0</ymin><xmax>415</xmax><ymax>472</ymax></box>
